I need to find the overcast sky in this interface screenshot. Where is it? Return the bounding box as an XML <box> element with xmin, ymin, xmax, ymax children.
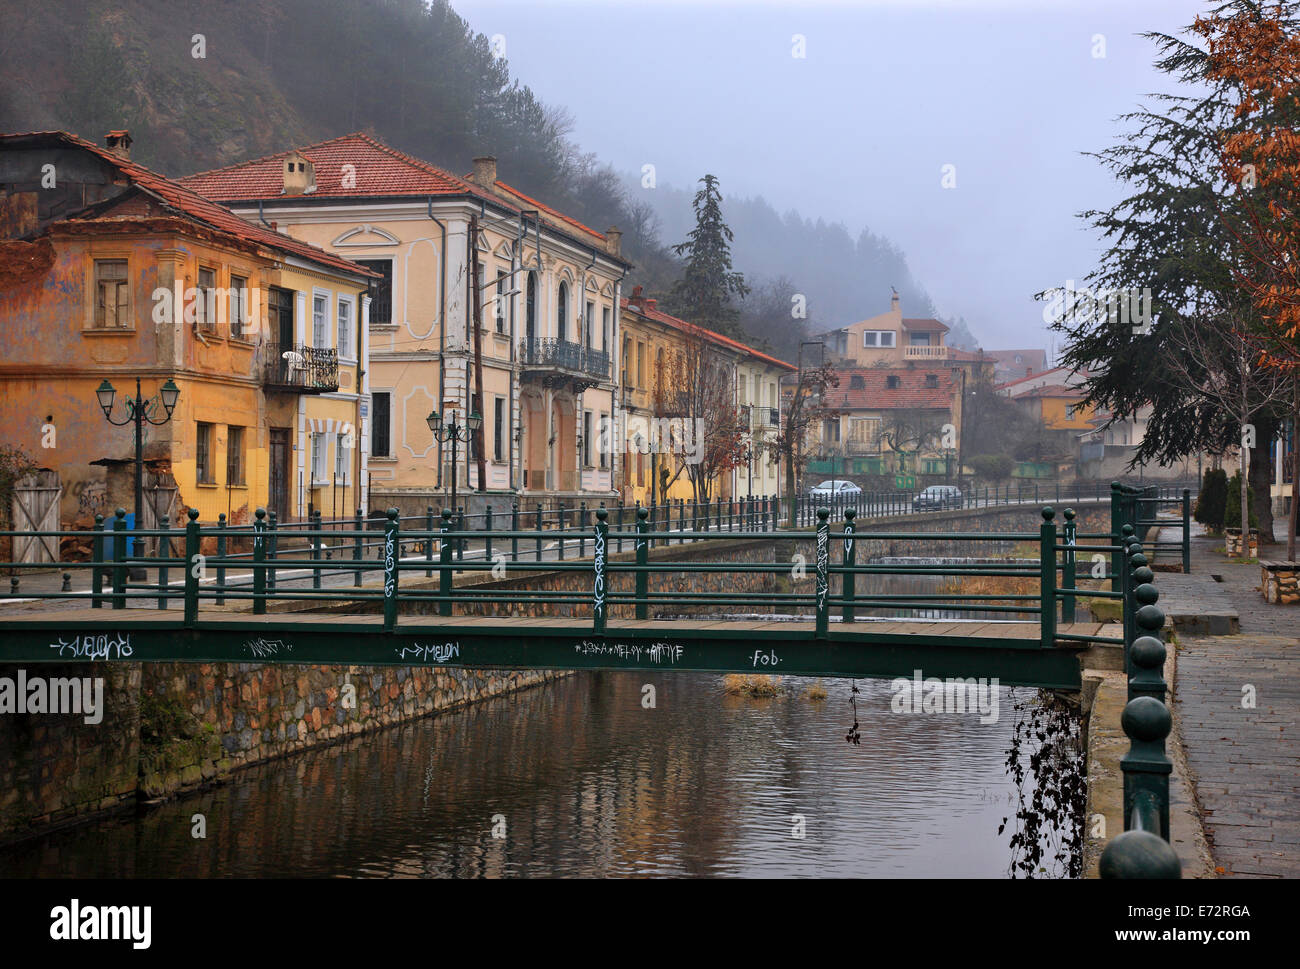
<box><xmin>455</xmin><ymin>0</ymin><xmax>1211</xmax><ymax>356</ymax></box>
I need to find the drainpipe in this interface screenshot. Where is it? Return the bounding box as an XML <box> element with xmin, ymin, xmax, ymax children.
<box><xmin>428</xmin><ymin>198</ymin><xmax>447</xmax><ymax>489</ymax></box>
<box><xmin>258</xmin><ymin>199</ymin><xmax>271</xmax><ymax>229</ymax></box>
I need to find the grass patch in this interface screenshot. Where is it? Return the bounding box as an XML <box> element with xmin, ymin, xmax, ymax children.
<box><xmin>722</xmin><ymin>674</ymin><xmax>783</xmax><ymax>697</ymax></box>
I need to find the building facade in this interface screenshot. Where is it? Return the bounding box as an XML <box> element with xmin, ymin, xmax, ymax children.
<box><xmin>0</xmin><ymin>130</ymin><xmax>373</xmax><ymax>529</ymax></box>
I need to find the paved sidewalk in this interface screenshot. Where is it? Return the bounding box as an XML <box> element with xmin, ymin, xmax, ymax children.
<box><xmin>1171</xmin><ymin>531</ymin><xmax>1300</xmax><ymax>878</ymax></box>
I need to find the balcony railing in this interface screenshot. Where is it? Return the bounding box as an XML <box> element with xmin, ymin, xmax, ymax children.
<box><xmin>263</xmin><ymin>343</ymin><xmax>340</xmax><ymax>393</ymax></box>
<box><xmin>904</xmin><ymin>345</ymin><xmax>949</xmax><ymax>359</ymax></box>
<box><xmin>521</xmin><ymin>338</ymin><xmax>611</xmax><ymax>381</ymax></box>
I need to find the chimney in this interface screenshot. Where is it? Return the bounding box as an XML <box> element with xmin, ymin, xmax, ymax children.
<box><xmin>629</xmin><ymin>285</ymin><xmax>644</xmax><ymax>310</ymax></box>
<box><xmin>282</xmin><ymin>151</ymin><xmax>316</xmax><ymax>196</ymax></box>
<box><xmin>472</xmin><ymin>155</ymin><xmax>498</xmax><ymax>189</ymax></box>
<box><xmin>1026</xmin><ymin>365</ymin><xmax>1033</xmax><ymax>377</ymax></box>
<box><xmin>104</xmin><ymin>130</ymin><xmax>133</xmax><ymax>160</ymax></box>
<box><xmin>890</xmin><ymin>288</ymin><xmax>900</xmax><ymax>313</ymax></box>
<box><xmin>645</xmin><ymin>298</ymin><xmax>658</xmax><ymax>312</ymax></box>
<box><xmin>605</xmin><ymin>226</ymin><xmax>622</xmax><ymax>258</ymax></box>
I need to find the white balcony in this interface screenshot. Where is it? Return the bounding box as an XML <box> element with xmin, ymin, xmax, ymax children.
<box><xmin>904</xmin><ymin>345</ymin><xmax>949</xmax><ymax>359</ymax></box>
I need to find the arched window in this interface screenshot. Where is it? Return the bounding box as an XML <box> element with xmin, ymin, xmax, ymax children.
<box><xmin>525</xmin><ymin>271</ymin><xmax>537</xmax><ymax>344</ymax></box>
<box><xmin>557</xmin><ymin>281</ymin><xmax>568</xmax><ymax>342</ymax></box>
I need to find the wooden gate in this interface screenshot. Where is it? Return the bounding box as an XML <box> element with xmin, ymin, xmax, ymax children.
<box><xmin>11</xmin><ymin>470</ymin><xmax>61</xmax><ymax>564</ymax></box>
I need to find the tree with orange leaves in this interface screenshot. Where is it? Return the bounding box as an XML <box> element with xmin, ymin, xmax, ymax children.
<box><xmin>1194</xmin><ymin>2</ymin><xmax>1300</xmax><ymax>559</ymax></box>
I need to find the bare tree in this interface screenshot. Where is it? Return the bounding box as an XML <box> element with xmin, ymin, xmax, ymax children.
<box><xmin>774</xmin><ymin>356</ymin><xmax>840</xmax><ymax>523</ymax></box>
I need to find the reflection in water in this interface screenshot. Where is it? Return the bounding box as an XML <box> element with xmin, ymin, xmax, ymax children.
<box><xmin>1</xmin><ymin>672</ymin><xmax>1036</xmax><ymax>878</ymax></box>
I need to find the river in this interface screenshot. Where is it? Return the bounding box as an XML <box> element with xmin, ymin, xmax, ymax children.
<box><xmin>0</xmin><ymin>670</ymin><xmax>1057</xmax><ymax>878</ymax></box>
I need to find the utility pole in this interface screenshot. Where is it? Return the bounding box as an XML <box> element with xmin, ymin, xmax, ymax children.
<box><xmin>470</xmin><ymin>215</ymin><xmax>487</xmax><ymax>492</ymax></box>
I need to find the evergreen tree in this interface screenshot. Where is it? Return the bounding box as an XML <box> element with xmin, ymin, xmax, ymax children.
<box><xmin>664</xmin><ymin>175</ymin><xmax>749</xmax><ymax>338</ymax></box>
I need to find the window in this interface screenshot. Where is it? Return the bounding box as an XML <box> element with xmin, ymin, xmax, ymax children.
<box><xmin>94</xmin><ymin>260</ymin><xmax>130</xmax><ymax>328</ymax></box>
<box><xmin>1066</xmin><ymin>404</ymin><xmax>1077</xmax><ymax>420</ymax></box>
<box><xmin>337</xmin><ymin>298</ymin><xmax>353</xmax><ymax>358</ymax></box>
<box><xmin>196</xmin><ymin>422</ymin><xmax>213</xmax><ymax>483</ymax></box>
<box><xmin>335</xmin><ymin>430</ymin><xmax>348</xmax><ymax>482</ymax></box>
<box><xmin>557</xmin><ymin>281</ymin><xmax>568</xmax><ymax>341</ymax></box>
<box><xmin>602</xmin><ymin>307</ymin><xmax>610</xmax><ymax>352</ymax></box>
<box><xmin>468</xmin><ymin>393</ymin><xmax>481</xmax><ymax>462</ymax></box>
<box><xmin>622</xmin><ymin>337</ymin><xmax>631</xmax><ymax>387</ymax></box>
<box><xmin>823</xmin><ymin>419</ymin><xmax>840</xmax><ymax>442</ymax></box>
<box><xmin>226</xmin><ymin>426</ymin><xmax>244</xmax><ymax>486</ymax></box>
<box><xmin>583</xmin><ymin>410</ymin><xmax>593</xmax><ymax>467</ymax></box>
<box><xmin>850</xmin><ymin>375</ymin><xmax>865</xmax><ymax>389</ymax></box>
<box><xmin>887</xmin><ymin>375</ymin><xmax>901</xmax><ymax>389</ymax></box>
<box><xmin>585</xmin><ymin>300</ymin><xmax>595</xmax><ymax>348</ymax></box>
<box><xmin>850</xmin><ymin>418</ymin><xmax>879</xmax><ymax>444</ymax></box>
<box><xmin>598</xmin><ymin>413</ymin><xmax>608</xmax><ymax>469</ymax></box>
<box><xmin>312</xmin><ymin>295</ymin><xmax>329</xmax><ymax>348</ymax></box>
<box><xmin>925</xmin><ymin>373</ymin><xmax>939</xmax><ymax>388</ymax></box>
<box><xmin>371</xmin><ymin>392</ymin><xmax>392</xmax><ymax>457</ymax></box>
<box><xmin>196</xmin><ymin>267</ymin><xmax>217</xmax><ymax>332</ymax></box>
<box><xmin>357</xmin><ymin>260</ymin><xmax>392</xmax><ymax>325</ymax></box>
<box><xmin>493</xmin><ymin>397</ymin><xmax>505</xmax><ymax>462</ymax></box>
<box><xmin>229</xmin><ymin>275</ymin><xmax>248</xmax><ymax>338</ymax></box>
<box><xmin>311</xmin><ymin>431</ymin><xmax>326</xmax><ymax>483</ymax></box>
<box><xmin>495</xmin><ymin>270</ymin><xmax>509</xmax><ymax>334</ymax></box>
<box><xmin>268</xmin><ymin>287</ymin><xmax>294</xmax><ymax>347</ymax></box>
<box><xmin>863</xmin><ymin>330</ymin><xmax>895</xmax><ymax>348</ymax></box>
<box><xmin>637</xmin><ymin>343</ymin><xmax>645</xmax><ymax>387</ymax></box>
<box><xmin>910</xmin><ymin>332</ymin><xmax>931</xmax><ymax>346</ymax></box>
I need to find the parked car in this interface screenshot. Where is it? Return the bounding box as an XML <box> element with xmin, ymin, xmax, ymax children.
<box><xmin>913</xmin><ymin>485</ymin><xmax>963</xmax><ymax>511</ymax></box>
<box><xmin>809</xmin><ymin>479</ymin><xmax>863</xmax><ymax>502</ymax></box>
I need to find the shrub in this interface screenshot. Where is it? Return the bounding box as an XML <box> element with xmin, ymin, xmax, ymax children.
<box><xmin>1224</xmin><ymin>471</ymin><xmax>1258</xmax><ymax>532</ymax></box>
<box><xmin>1193</xmin><ymin>468</ymin><xmax>1227</xmax><ymax>532</ymax></box>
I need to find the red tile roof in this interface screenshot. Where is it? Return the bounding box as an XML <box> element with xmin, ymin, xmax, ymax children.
<box><xmin>1011</xmin><ymin>384</ymin><xmax>1088</xmax><ymax>401</ymax></box>
<box><xmin>1</xmin><ymin>131</ymin><xmax>376</xmax><ymax>279</ymax></box>
<box><xmin>831</xmin><ymin>367</ymin><xmax>958</xmax><ymax>410</ymax></box>
<box><xmin>994</xmin><ymin>364</ymin><xmax>1083</xmax><ymax>392</ymax></box>
<box><xmin>620</xmin><ymin>297</ymin><xmax>796</xmax><ymax>371</ymax></box>
<box><xmin>179</xmin><ymin>132</ymin><xmax>612</xmax><ymax>248</ymax></box>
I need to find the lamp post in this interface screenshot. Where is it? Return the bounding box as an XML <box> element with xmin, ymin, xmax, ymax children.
<box><xmin>427</xmin><ymin>408</ymin><xmax>482</xmax><ymax>514</ymax></box>
<box><xmin>96</xmin><ymin>377</ymin><xmax>181</xmax><ymax>579</ymax></box>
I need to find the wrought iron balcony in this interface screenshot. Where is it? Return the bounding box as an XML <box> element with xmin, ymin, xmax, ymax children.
<box><xmin>263</xmin><ymin>343</ymin><xmax>339</xmax><ymax>393</ymax></box>
<box><xmin>520</xmin><ymin>338</ymin><xmax>611</xmax><ymax>392</ymax></box>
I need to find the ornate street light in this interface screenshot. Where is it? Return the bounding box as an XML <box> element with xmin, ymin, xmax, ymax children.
<box><xmin>427</xmin><ymin>408</ymin><xmax>482</xmax><ymax>514</ymax></box>
<box><xmin>96</xmin><ymin>377</ymin><xmax>181</xmax><ymax>578</ymax></box>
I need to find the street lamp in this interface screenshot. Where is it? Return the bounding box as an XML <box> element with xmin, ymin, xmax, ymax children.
<box><xmin>97</xmin><ymin>377</ymin><xmax>180</xmax><ymax>579</ymax></box>
<box><xmin>427</xmin><ymin>408</ymin><xmax>482</xmax><ymax>513</ymax></box>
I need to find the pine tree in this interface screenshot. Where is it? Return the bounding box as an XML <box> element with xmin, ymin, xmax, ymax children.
<box><xmin>664</xmin><ymin>175</ymin><xmax>749</xmax><ymax>338</ymax></box>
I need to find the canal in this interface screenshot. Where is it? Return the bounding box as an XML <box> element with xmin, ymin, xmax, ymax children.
<box><xmin>0</xmin><ymin>670</ymin><xmax>1067</xmax><ymax>878</ymax></box>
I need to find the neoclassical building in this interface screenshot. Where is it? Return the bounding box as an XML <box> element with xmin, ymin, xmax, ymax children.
<box><xmin>181</xmin><ymin>134</ymin><xmax>630</xmax><ymax>514</ymax></box>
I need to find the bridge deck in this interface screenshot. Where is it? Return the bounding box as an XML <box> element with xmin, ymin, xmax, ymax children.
<box><xmin>10</xmin><ymin>610</ymin><xmax>1116</xmax><ymax>690</ymax></box>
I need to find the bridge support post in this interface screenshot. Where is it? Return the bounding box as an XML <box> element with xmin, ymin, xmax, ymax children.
<box><xmin>112</xmin><ymin>508</ymin><xmax>126</xmax><ymax>610</ymax></box>
<box><xmin>253</xmin><ymin>508</ymin><xmax>267</xmax><ymax>616</ymax></box>
<box><xmin>183</xmin><ymin>509</ymin><xmax>200</xmax><ymax>627</ymax></box>
<box><xmin>91</xmin><ymin>513</ymin><xmax>104</xmax><ymax>609</ymax></box>
<box><xmin>439</xmin><ymin>508</ymin><xmax>453</xmax><ymax>618</ymax></box>
<box><xmin>383</xmin><ymin>508</ymin><xmax>399</xmax><ymax>631</ymax></box>
<box><xmin>1062</xmin><ymin>508</ymin><xmax>1076</xmax><ymax>623</ymax></box>
<box><xmin>1039</xmin><ymin>507</ymin><xmax>1056</xmax><ymax>648</ymax></box>
<box><xmin>841</xmin><ymin>507</ymin><xmax>856</xmax><ymax>623</ymax></box>
<box><xmin>593</xmin><ymin>508</ymin><xmax>608</xmax><ymax>633</ymax></box>
<box><xmin>815</xmin><ymin>508</ymin><xmax>829</xmax><ymax>638</ymax></box>
<box><xmin>635</xmin><ymin>506</ymin><xmax>649</xmax><ymax>620</ymax></box>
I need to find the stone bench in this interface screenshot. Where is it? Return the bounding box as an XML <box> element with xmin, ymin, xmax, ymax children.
<box><xmin>1260</xmin><ymin>560</ymin><xmax>1300</xmax><ymax>605</ymax></box>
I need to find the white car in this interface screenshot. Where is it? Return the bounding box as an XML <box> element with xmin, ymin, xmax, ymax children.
<box><xmin>808</xmin><ymin>479</ymin><xmax>862</xmax><ymax>501</ymax></box>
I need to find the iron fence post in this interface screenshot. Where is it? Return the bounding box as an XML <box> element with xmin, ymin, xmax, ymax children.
<box><xmin>1062</xmin><ymin>508</ymin><xmax>1076</xmax><ymax>623</ymax></box>
<box><xmin>635</xmin><ymin>506</ymin><xmax>649</xmax><ymax>620</ymax></box>
<box><xmin>267</xmin><ymin>510</ymin><xmax>278</xmax><ymax>592</ymax></box>
<box><xmin>91</xmin><ymin>513</ymin><xmax>104</xmax><ymax>609</ymax></box>
<box><xmin>112</xmin><ymin>508</ymin><xmax>126</xmax><ymax>610</ymax></box>
<box><xmin>216</xmin><ymin>513</ymin><xmax>226</xmax><ymax>606</ymax></box>
<box><xmin>312</xmin><ymin>509</ymin><xmax>322</xmax><ymax>590</ymax></box>
<box><xmin>158</xmin><ymin>513</ymin><xmax>170</xmax><ymax>610</ymax></box>
<box><xmin>512</xmin><ymin>502</ymin><xmax>520</xmax><ymax>562</ymax></box>
<box><xmin>1182</xmin><ymin>488</ymin><xmax>1191</xmax><ymax>574</ymax></box>
<box><xmin>1039</xmin><ymin>507</ymin><xmax>1056</xmax><ymax>648</ymax></box>
<box><xmin>253</xmin><ymin>508</ymin><xmax>267</xmax><ymax>616</ymax></box>
<box><xmin>383</xmin><ymin>508</ymin><xmax>399</xmax><ymax>631</ymax></box>
<box><xmin>593</xmin><ymin>507</ymin><xmax>608</xmax><ymax>634</ymax></box>
<box><xmin>485</xmin><ymin>504</ymin><xmax>494</xmax><ymax>564</ymax></box>
<box><xmin>440</xmin><ymin>508</ymin><xmax>454</xmax><ymax>617</ymax></box>
<box><xmin>579</xmin><ymin>502</ymin><xmax>586</xmax><ymax>558</ymax></box>
<box><xmin>536</xmin><ymin>503</ymin><xmax>543</xmax><ymax>561</ymax></box>
<box><xmin>353</xmin><ymin>507</ymin><xmax>363</xmax><ymax>587</ymax></box>
<box><xmin>426</xmin><ymin>505</ymin><xmax>435</xmax><ymax>578</ymax></box>
<box><xmin>815</xmin><ymin>508</ymin><xmax>830</xmax><ymax>637</ymax></box>
<box><xmin>1110</xmin><ymin>481</ymin><xmax>1124</xmax><ymax>592</ymax></box>
<box><xmin>842</xmin><ymin>507</ymin><xmax>856</xmax><ymax>623</ymax></box>
<box><xmin>183</xmin><ymin>509</ymin><xmax>200</xmax><ymax>627</ymax></box>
